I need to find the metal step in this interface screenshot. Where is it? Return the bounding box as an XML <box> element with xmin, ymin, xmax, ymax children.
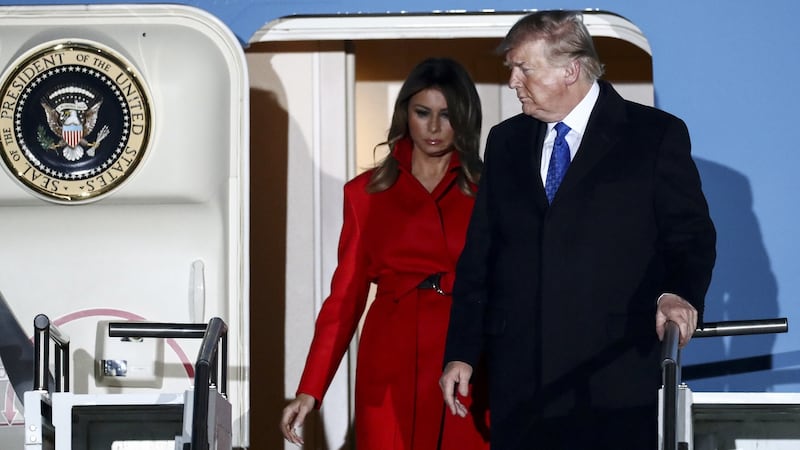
<box><xmin>691</xmin><ymin>392</ymin><xmax>800</xmax><ymax>450</ymax></box>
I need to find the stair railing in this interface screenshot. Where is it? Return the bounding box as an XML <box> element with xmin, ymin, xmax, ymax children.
<box><xmin>108</xmin><ymin>317</ymin><xmax>228</xmax><ymax>450</ymax></box>
<box><xmin>661</xmin><ymin>318</ymin><xmax>788</xmax><ymax>450</ymax></box>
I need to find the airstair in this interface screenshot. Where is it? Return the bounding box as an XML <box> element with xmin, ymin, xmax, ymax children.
<box><xmin>660</xmin><ymin>318</ymin><xmax>793</xmax><ymax>450</ymax></box>
<box><xmin>22</xmin><ymin>315</ymin><xmax>231</xmax><ymax>450</ymax></box>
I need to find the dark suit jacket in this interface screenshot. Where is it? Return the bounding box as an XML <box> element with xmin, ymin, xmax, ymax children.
<box><xmin>444</xmin><ymin>81</ymin><xmax>716</xmax><ymax>449</ymax></box>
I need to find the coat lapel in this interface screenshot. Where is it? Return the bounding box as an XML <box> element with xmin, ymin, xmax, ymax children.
<box><xmin>522</xmin><ymin>118</ymin><xmax>549</xmax><ymax>209</ymax></box>
<box><xmin>556</xmin><ymin>81</ymin><xmax>627</xmax><ymax>199</ymax></box>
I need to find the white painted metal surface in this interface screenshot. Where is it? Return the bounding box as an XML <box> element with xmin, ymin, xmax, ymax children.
<box><xmin>666</xmin><ymin>387</ymin><xmax>800</xmax><ymax>449</ymax></box>
<box><xmin>250</xmin><ymin>11</ymin><xmax>651</xmax><ymax>54</ymax></box>
<box><xmin>0</xmin><ymin>4</ymin><xmax>249</xmax><ymax>448</ymax></box>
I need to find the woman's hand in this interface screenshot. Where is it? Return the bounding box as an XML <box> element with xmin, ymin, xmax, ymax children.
<box><xmin>280</xmin><ymin>393</ymin><xmax>316</xmax><ymax>445</ymax></box>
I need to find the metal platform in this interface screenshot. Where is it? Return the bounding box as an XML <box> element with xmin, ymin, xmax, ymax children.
<box><xmin>660</xmin><ymin>319</ymin><xmax>793</xmax><ymax>450</ymax></box>
<box><xmin>22</xmin><ymin>315</ymin><xmax>231</xmax><ymax>450</ymax></box>
<box><xmin>692</xmin><ymin>392</ymin><xmax>800</xmax><ymax>450</ymax></box>
<box><xmin>23</xmin><ymin>389</ymin><xmax>230</xmax><ymax>450</ymax></box>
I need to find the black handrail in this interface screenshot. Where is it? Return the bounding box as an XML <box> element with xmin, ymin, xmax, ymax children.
<box><xmin>660</xmin><ymin>318</ymin><xmax>788</xmax><ymax>450</ymax></box>
<box><xmin>693</xmin><ymin>318</ymin><xmax>788</xmax><ymax>338</ymax></box>
<box><xmin>661</xmin><ymin>321</ymin><xmax>681</xmax><ymax>450</ymax></box>
<box><xmin>108</xmin><ymin>322</ymin><xmax>209</xmax><ymax>339</ymax></box>
<box><xmin>191</xmin><ymin>317</ymin><xmax>228</xmax><ymax>450</ymax></box>
<box><xmin>108</xmin><ymin>317</ymin><xmax>228</xmax><ymax>450</ymax></box>
<box><xmin>33</xmin><ymin>314</ymin><xmax>69</xmax><ymax>392</ymax></box>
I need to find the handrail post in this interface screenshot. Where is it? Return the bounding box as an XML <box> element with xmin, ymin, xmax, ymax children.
<box><xmin>33</xmin><ymin>314</ymin><xmax>49</xmax><ymax>391</ymax></box>
<box><xmin>190</xmin><ymin>317</ymin><xmax>228</xmax><ymax>450</ymax></box>
<box><xmin>33</xmin><ymin>313</ymin><xmax>69</xmax><ymax>392</ymax></box>
<box><xmin>661</xmin><ymin>321</ymin><xmax>681</xmax><ymax>450</ymax></box>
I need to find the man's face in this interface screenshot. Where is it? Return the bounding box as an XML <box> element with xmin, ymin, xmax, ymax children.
<box><xmin>505</xmin><ymin>39</ymin><xmax>570</xmax><ymax>122</ymax></box>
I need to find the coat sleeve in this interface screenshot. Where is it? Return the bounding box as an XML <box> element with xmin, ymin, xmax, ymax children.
<box><xmin>443</xmin><ymin>128</ymin><xmax>497</xmax><ymax>368</ymax></box>
<box><xmin>296</xmin><ymin>182</ymin><xmax>372</xmax><ymax>406</ymax></box>
<box><xmin>654</xmin><ymin>116</ymin><xmax>717</xmax><ymax>324</ymax></box>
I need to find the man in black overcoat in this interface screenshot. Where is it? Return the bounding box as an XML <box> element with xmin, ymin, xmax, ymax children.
<box><xmin>440</xmin><ymin>10</ymin><xmax>716</xmax><ymax>450</ymax></box>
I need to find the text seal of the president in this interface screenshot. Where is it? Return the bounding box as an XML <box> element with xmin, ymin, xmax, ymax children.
<box><xmin>0</xmin><ymin>39</ymin><xmax>153</xmax><ymax>203</ymax></box>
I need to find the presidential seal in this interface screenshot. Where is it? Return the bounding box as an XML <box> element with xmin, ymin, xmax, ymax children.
<box><xmin>0</xmin><ymin>39</ymin><xmax>153</xmax><ymax>203</ymax></box>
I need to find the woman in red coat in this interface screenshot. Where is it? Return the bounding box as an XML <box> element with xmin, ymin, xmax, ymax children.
<box><xmin>281</xmin><ymin>57</ymin><xmax>489</xmax><ymax>449</ymax></box>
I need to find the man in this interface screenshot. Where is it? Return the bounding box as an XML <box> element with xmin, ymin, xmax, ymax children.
<box><xmin>439</xmin><ymin>10</ymin><xmax>716</xmax><ymax>450</ymax></box>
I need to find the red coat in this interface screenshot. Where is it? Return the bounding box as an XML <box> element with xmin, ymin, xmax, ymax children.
<box><xmin>297</xmin><ymin>138</ymin><xmax>489</xmax><ymax>449</ymax></box>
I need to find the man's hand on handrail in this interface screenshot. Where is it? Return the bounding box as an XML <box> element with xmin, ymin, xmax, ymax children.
<box><xmin>656</xmin><ymin>293</ymin><xmax>698</xmax><ymax>348</ymax></box>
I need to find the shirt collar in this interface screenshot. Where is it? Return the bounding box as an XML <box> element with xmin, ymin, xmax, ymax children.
<box><xmin>549</xmin><ymin>81</ymin><xmax>600</xmax><ymax>135</ymax></box>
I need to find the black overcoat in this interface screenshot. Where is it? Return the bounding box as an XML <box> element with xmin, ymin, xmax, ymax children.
<box><xmin>444</xmin><ymin>81</ymin><xmax>716</xmax><ymax>449</ymax></box>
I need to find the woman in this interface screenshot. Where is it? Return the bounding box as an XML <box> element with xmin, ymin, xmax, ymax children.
<box><xmin>281</xmin><ymin>57</ymin><xmax>489</xmax><ymax>449</ymax></box>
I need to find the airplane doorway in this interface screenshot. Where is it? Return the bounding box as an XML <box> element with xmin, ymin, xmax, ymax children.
<box><xmin>351</xmin><ymin>36</ymin><xmax>652</xmax><ymax>171</ymax></box>
<box><xmin>245</xmin><ymin>12</ymin><xmax>652</xmax><ymax>450</ymax></box>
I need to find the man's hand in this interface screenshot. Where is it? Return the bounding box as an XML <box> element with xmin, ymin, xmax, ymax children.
<box><xmin>439</xmin><ymin>361</ymin><xmax>473</xmax><ymax>418</ymax></box>
<box><xmin>656</xmin><ymin>293</ymin><xmax>698</xmax><ymax>348</ymax></box>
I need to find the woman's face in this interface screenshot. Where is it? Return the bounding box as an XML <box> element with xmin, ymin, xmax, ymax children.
<box><xmin>407</xmin><ymin>88</ymin><xmax>455</xmax><ymax>157</ymax></box>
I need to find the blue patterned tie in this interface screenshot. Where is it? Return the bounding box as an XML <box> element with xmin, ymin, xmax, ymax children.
<box><xmin>545</xmin><ymin>122</ymin><xmax>571</xmax><ymax>203</ymax></box>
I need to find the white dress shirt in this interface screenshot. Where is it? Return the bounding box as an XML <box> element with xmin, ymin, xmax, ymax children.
<box><xmin>539</xmin><ymin>81</ymin><xmax>600</xmax><ymax>184</ymax></box>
